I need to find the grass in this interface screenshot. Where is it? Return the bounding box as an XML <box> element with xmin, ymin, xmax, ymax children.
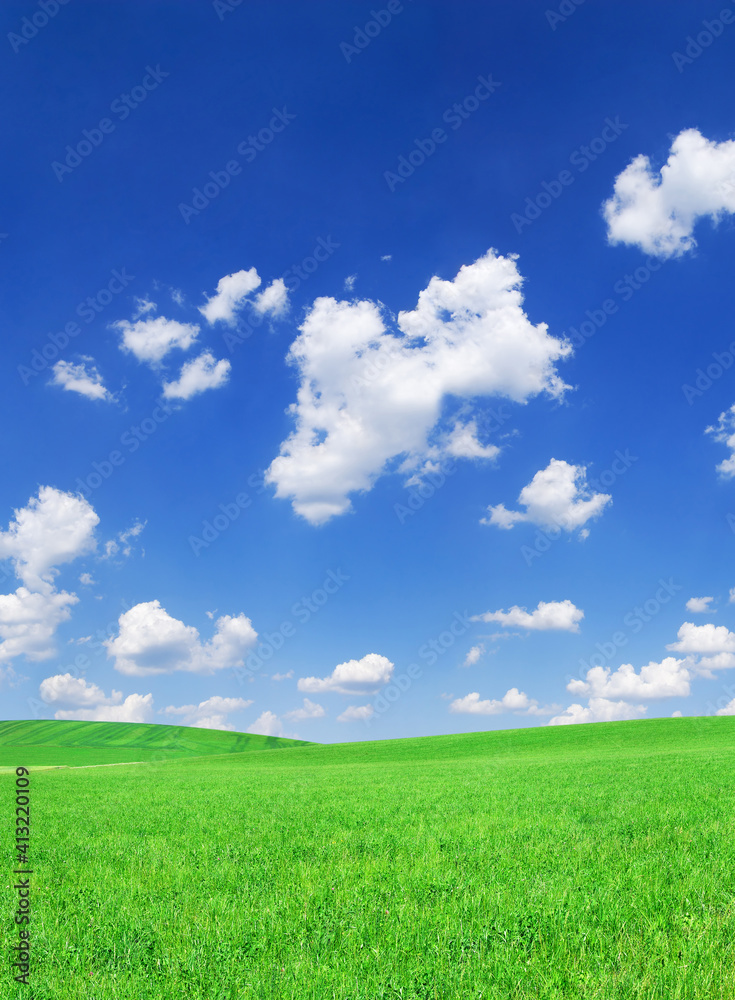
<box><xmin>0</xmin><ymin>719</ymin><xmax>311</xmax><ymax>768</ymax></box>
<box><xmin>2</xmin><ymin>715</ymin><xmax>735</xmax><ymax>997</ymax></box>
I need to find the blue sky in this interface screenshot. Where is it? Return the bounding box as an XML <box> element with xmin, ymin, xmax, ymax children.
<box><xmin>3</xmin><ymin>0</ymin><xmax>735</xmax><ymax>740</ymax></box>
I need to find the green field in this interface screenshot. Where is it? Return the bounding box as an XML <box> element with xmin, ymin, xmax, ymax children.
<box><xmin>3</xmin><ymin>716</ymin><xmax>735</xmax><ymax>998</ymax></box>
<box><xmin>0</xmin><ymin>719</ymin><xmax>312</xmax><ymax>768</ymax></box>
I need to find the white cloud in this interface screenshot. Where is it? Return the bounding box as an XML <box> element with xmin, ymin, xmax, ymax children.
<box><xmin>567</xmin><ymin>656</ymin><xmax>692</xmax><ymax>700</ymax></box>
<box><xmin>103</xmin><ymin>520</ymin><xmax>146</xmax><ymax>560</ymax></box>
<box><xmin>0</xmin><ymin>588</ymin><xmax>78</xmax><ymax>662</ymax></box>
<box><xmin>604</xmin><ymin>129</ymin><xmax>735</xmax><ymax>258</ymax></box>
<box><xmin>162</xmin><ymin>351</ymin><xmax>231</xmax><ymax>400</ymax></box>
<box><xmin>283</xmin><ymin>698</ymin><xmax>325</xmax><ymax>721</ymax></box>
<box><xmin>344</xmin><ymin>274</ymin><xmax>357</xmax><ymax>292</ymax></box>
<box><xmin>686</xmin><ymin>596</ymin><xmax>714</xmax><ymax>613</ymax></box>
<box><xmin>463</xmin><ymin>644</ymin><xmax>485</xmax><ymax>666</ymax></box>
<box><xmin>442</xmin><ymin>419</ymin><xmax>500</xmax><ymax>461</ymax></box>
<box><xmin>247</xmin><ymin>710</ymin><xmax>283</xmax><ymax>737</ymax></box>
<box><xmin>337</xmin><ymin>704</ymin><xmax>374</xmax><ymax>722</ymax></box>
<box><xmin>254</xmin><ymin>278</ymin><xmax>289</xmax><ymax>317</ymax></box>
<box><xmin>54</xmin><ymin>693</ymin><xmax>154</xmax><ymax>724</ymax></box>
<box><xmin>472</xmin><ymin>598</ymin><xmax>583</xmax><ymax>632</ymax></box>
<box><xmin>132</xmin><ymin>296</ymin><xmax>157</xmax><ymax>319</ymax></box>
<box><xmin>266</xmin><ymin>249</ymin><xmax>572</xmax><ymax>524</ymax></box>
<box><xmin>548</xmin><ymin>698</ymin><xmax>647</xmax><ymax>726</ymax></box>
<box><xmin>104</xmin><ymin>601</ymin><xmax>258</xmax><ymax>676</ymax></box>
<box><xmin>79</xmin><ymin>572</ymin><xmax>95</xmax><ymax>586</ymax></box>
<box><xmin>39</xmin><ymin>673</ymin><xmax>121</xmax><ymax>707</ymax></box>
<box><xmin>484</xmin><ymin>459</ymin><xmax>611</xmax><ymax>535</ymax></box>
<box><xmin>707</xmin><ymin>405</ymin><xmax>735</xmax><ymax>478</ymax></box>
<box><xmin>450</xmin><ymin>688</ymin><xmax>557</xmax><ymax>716</ymax></box>
<box><xmin>667</xmin><ymin>621</ymin><xmax>735</xmax><ymax>655</ymax></box>
<box><xmin>380</xmin><ymin>254</ymin><xmax>392</xmax><ymax>261</ymax></box>
<box><xmin>50</xmin><ymin>359</ymin><xmax>113</xmax><ymax>402</ymax></box>
<box><xmin>161</xmin><ymin>695</ymin><xmax>253</xmax><ymax>731</ymax></box>
<box><xmin>272</xmin><ymin>670</ymin><xmax>294</xmax><ymax>681</ymax></box>
<box><xmin>0</xmin><ymin>486</ymin><xmax>98</xmax><ymax>591</ymax></box>
<box><xmin>114</xmin><ymin>314</ymin><xmax>199</xmax><ymax>365</ymax></box>
<box><xmin>297</xmin><ymin>652</ymin><xmax>394</xmax><ymax>694</ymax></box>
<box><xmin>716</xmin><ymin>699</ymin><xmax>735</xmax><ymax>716</ymax></box>
<box><xmin>671</xmin><ymin>710</ymin><xmax>683</xmax><ymax>718</ymax></box>
<box><xmin>199</xmin><ymin>268</ymin><xmax>261</xmax><ymax>325</ymax></box>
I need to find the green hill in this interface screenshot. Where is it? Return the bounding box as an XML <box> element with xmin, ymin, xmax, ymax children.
<box><xmin>0</xmin><ymin>718</ymin><xmax>313</xmax><ymax>767</ymax></box>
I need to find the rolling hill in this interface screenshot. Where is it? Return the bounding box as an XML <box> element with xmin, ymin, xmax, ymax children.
<box><xmin>0</xmin><ymin>718</ymin><xmax>313</xmax><ymax>767</ymax></box>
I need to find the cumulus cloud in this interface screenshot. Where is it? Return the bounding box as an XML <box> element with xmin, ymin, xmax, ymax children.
<box><xmin>450</xmin><ymin>688</ymin><xmax>557</xmax><ymax>716</ymax></box>
<box><xmin>114</xmin><ymin>314</ymin><xmax>199</xmax><ymax>365</ymax></box>
<box><xmin>0</xmin><ymin>588</ymin><xmax>78</xmax><ymax>662</ymax></box>
<box><xmin>266</xmin><ymin>249</ymin><xmax>572</xmax><ymax>524</ymax></box>
<box><xmin>567</xmin><ymin>656</ymin><xmax>692</xmax><ymax>700</ymax></box>
<box><xmin>706</xmin><ymin>405</ymin><xmax>735</xmax><ymax>478</ymax></box>
<box><xmin>254</xmin><ymin>278</ymin><xmax>289</xmax><ymax>317</ymax></box>
<box><xmin>272</xmin><ymin>670</ymin><xmax>294</xmax><ymax>681</ymax></box>
<box><xmin>104</xmin><ymin>601</ymin><xmax>258</xmax><ymax>676</ymax></box>
<box><xmin>667</xmin><ymin>621</ymin><xmax>735</xmax><ymax>655</ymax></box>
<box><xmin>39</xmin><ymin>673</ymin><xmax>153</xmax><ymax>723</ymax></box>
<box><xmin>472</xmin><ymin>599</ymin><xmax>583</xmax><ymax>632</ymax></box>
<box><xmin>686</xmin><ymin>596</ymin><xmax>714</xmax><ymax>613</ymax></box>
<box><xmin>199</xmin><ymin>268</ymin><xmax>262</xmax><ymax>325</ymax></box>
<box><xmin>283</xmin><ymin>698</ymin><xmax>325</xmax><ymax>721</ymax></box>
<box><xmin>484</xmin><ymin>459</ymin><xmax>610</xmax><ymax>535</ymax></box>
<box><xmin>161</xmin><ymin>695</ymin><xmax>253</xmax><ymax>731</ymax></box>
<box><xmin>716</xmin><ymin>699</ymin><xmax>735</xmax><ymax>716</ymax></box>
<box><xmin>297</xmin><ymin>653</ymin><xmax>394</xmax><ymax>694</ymax></box>
<box><xmin>50</xmin><ymin>359</ymin><xmax>113</xmax><ymax>402</ymax></box>
<box><xmin>548</xmin><ymin>698</ymin><xmax>647</xmax><ymax>726</ymax></box>
<box><xmin>337</xmin><ymin>704</ymin><xmax>374</xmax><ymax>722</ymax></box>
<box><xmin>39</xmin><ymin>673</ymin><xmax>122</xmax><ymax>707</ymax></box>
<box><xmin>54</xmin><ymin>693</ymin><xmax>154</xmax><ymax>724</ymax></box>
<box><xmin>604</xmin><ymin>129</ymin><xmax>735</xmax><ymax>258</ymax></box>
<box><xmin>463</xmin><ymin>644</ymin><xmax>485</xmax><ymax>666</ymax></box>
<box><xmin>162</xmin><ymin>351</ymin><xmax>231</xmax><ymax>400</ymax></box>
<box><xmin>0</xmin><ymin>486</ymin><xmax>98</xmax><ymax>591</ymax></box>
<box><xmin>247</xmin><ymin>710</ymin><xmax>284</xmax><ymax>737</ymax></box>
